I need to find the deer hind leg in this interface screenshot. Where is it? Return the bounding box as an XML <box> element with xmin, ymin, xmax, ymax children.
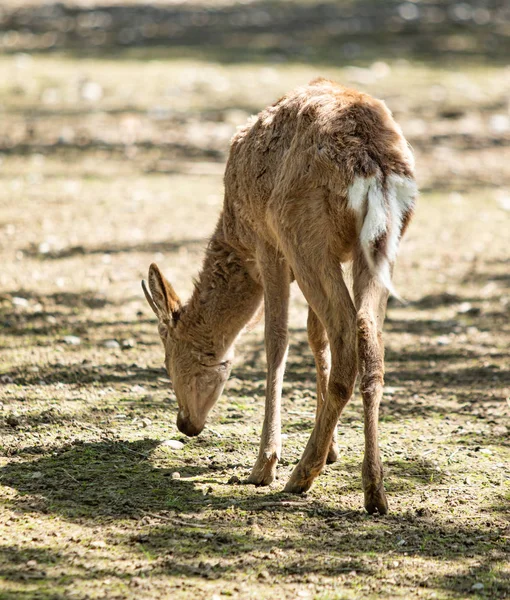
<box><xmin>353</xmin><ymin>248</ymin><xmax>389</xmax><ymax>515</ymax></box>
<box><xmin>307</xmin><ymin>306</ymin><xmax>338</xmax><ymax>464</ymax></box>
<box><xmin>283</xmin><ymin>257</ymin><xmax>357</xmax><ymax>494</ymax></box>
<box><xmin>247</xmin><ymin>242</ymin><xmax>290</xmax><ymax>486</ymax></box>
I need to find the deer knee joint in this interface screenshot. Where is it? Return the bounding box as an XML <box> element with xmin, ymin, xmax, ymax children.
<box><xmin>328</xmin><ymin>380</ymin><xmax>353</xmax><ymax>403</ymax></box>
<box><xmin>360</xmin><ymin>373</ymin><xmax>384</xmax><ymax>397</ymax></box>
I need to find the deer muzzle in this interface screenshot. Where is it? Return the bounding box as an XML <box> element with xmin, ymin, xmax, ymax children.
<box><xmin>176</xmin><ymin>411</ymin><xmax>204</xmax><ymax>437</ymax></box>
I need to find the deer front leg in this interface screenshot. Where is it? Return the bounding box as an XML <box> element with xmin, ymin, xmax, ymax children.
<box><xmin>247</xmin><ymin>246</ymin><xmax>290</xmax><ymax>486</ymax></box>
<box><xmin>307</xmin><ymin>306</ymin><xmax>338</xmax><ymax>464</ymax></box>
<box><xmin>283</xmin><ymin>262</ymin><xmax>357</xmax><ymax>494</ymax></box>
<box><xmin>284</xmin><ymin>329</ymin><xmax>357</xmax><ymax>493</ymax></box>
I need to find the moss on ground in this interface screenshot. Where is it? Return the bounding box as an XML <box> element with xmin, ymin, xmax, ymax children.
<box><xmin>0</xmin><ymin>3</ymin><xmax>509</xmax><ymax>597</ymax></box>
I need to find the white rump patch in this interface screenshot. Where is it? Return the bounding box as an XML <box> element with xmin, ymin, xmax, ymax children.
<box><xmin>347</xmin><ymin>175</ymin><xmax>372</xmax><ymax>214</ymax></box>
<box><xmin>347</xmin><ymin>175</ymin><xmax>386</xmax><ymax>262</ymax></box>
<box><xmin>386</xmin><ymin>174</ymin><xmax>418</xmax><ymax>262</ymax></box>
<box><xmin>347</xmin><ymin>173</ymin><xmax>417</xmax><ymax>299</ymax></box>
<box><xmin>361</xmin><ymin>178</ymin><xmax>387</xmax><ymax>254</ymax></box>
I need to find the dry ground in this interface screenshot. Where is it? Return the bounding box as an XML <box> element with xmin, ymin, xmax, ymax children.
<box><xmin>0</xmin><ymin>2</ymin><xmax>509</xmax><ymax>599</ymax></box>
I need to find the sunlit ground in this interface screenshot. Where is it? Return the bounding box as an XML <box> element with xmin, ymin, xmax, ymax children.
<box><xmin>0</xmin><ymin>1</ymin><xmax>509</xmax><ymax>598</ymax></box>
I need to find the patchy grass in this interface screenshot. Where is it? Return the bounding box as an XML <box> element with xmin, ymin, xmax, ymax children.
<box><xmin>0</xmin><ymin>4</ymin><xmax>509</xmax><ymax>598</ymax></box>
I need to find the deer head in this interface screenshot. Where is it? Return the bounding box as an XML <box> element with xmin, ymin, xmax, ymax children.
<box><xmin>142</xmin><ymin>263</ymin><xmax>232</xmax><ymax>436</ymax></box>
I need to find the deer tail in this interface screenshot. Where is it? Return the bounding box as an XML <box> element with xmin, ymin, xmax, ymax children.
<box><xmin>347</xmin><ymin>172</ymin><xmax>418</xmax><ymax>301</ymax></box>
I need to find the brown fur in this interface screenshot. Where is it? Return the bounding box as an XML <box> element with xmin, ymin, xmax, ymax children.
<box><xmin>144</xmin><ymin>79</ymin><xmax>416</xmax><ymax>514</ymax></box>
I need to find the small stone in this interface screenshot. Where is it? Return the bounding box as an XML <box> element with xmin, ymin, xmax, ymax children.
<box><xmin>471</xmin><ymin>582</ymin><xmax>484</xmax><ymax>591</ymax></box>
<box><xmin>228</xmin><ymin>475</ymin><xmax>241</xmax><ymax>484</ymax></box>
<box><xmin>26</xmin><ymin>560</ymin><xmax>38</xmax><ymax>569</ymax></box>
<box><xmin>489</xmin><ymin>114</ymin><xmax>510</xmax><ymax>134</ymax></box>
<box><xmin>384</xmin><ymin>386</ymin><xmax>399</xmax><ymax>394</ymax></box>
<box><xmin>171</xmin><ymin>471</ymin><xmax>180</xmax><ymax>480</ymax></box>
<box><xmin>457</xmin><ymin>302</ymin><xmax>472</xmax><ymax>313</ymax></box>
<box><xmin>257</xmin><ymin>570</ymin><xmax>270</xmax><ymax>581</ymax></box>
<box><xmin>497</xmin><ymin>194</ymin><xmax>510</xmax><ymax>212</ymax></box>
<box><xmin>398</xmin><ymin>3</ymin><xmax>419</xmax><ymax>21</ymax></box>
<box><xmin>12</xmin><ymin>296</ymin><xmax>29</xmax><ymax>307</ymax></box>
<box><xmin>130</xmin><ymin>385</ymin><xmax>146</xmax><ymax>393</ymax></box>
<box><xmin>139</xmin><ymin>417</ymin><xmax>152</xmax><ymax>428</ymax></box>
<box><xmin>90</xmin><ymin>540</ymin><xmax>107</xmax><ymax>548</ymax></box>
<box><xmin>81</xmin><ymin>81</ymin><xmax>103</xmax><ymax>102</ymax></box>
<box><xmin>122</xmin><ymin>339</ymin><xmax>136</xmax><ymax>348</ymax></box>
<box><xmin>493</xmin><ymin>425</ymin><xmax>508</xmax><ymax>436</ymax></box>
<box><xmin>103</xmin><ymin>339</ymin><xmax>120</xmax><ymax>349</ymax></box>
<box><xmin>0</xmin><ymin>375</ymin><xmax>13</xmax><ymax>384</ymax></box>
<box><xmin>478</xmin><ymin>448</ymin><xmax>493</xmax><ymax>455</ymax></box>
<box><xmin>31</xmin><ymin>472</ymin><xmax>43</xmax><ymax>479</ymax></box>
<box><xmin>63</xmin><ymin>335</ymin><xmax>81</xmax><ymax>345</ymax></box>
<box><xmin>161</xmin><ymin>439</ymin><xmax>184</xmax><ymax>450</ymax></box>
<box><xmin>463</xmin><ymin>306</ymin><xmax>481</xmax><ymax>316</ymax></box>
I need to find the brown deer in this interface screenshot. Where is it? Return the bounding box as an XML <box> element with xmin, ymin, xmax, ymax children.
<box><xmin>142</xmin><ymin>79</ymin><xmax>417</xmax><ymax>514</ymax></box>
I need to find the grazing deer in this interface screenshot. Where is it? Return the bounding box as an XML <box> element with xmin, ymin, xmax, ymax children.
<box><xmin>142</xmin><ymin>79</ymin><xmax>417</xmax><ymax>514</ymax></box>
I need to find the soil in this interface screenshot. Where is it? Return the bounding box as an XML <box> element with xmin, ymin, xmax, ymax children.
<box><xmin>0</xmin><ymin>1</ymin><xmax>509</xmax><ymax>599</ymax></box>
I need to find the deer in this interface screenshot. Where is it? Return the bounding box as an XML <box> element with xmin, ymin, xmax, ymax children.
<box><xmin>142</xmin><ymin>78</ymin><xmax>417</xmax><ymax>514</ymax></box>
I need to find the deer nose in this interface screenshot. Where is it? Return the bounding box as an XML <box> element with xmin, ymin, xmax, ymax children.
<box><xmin>176</xmin><ymin>412</ymin><xmax>203</xmax><ymax>437</ymax></box>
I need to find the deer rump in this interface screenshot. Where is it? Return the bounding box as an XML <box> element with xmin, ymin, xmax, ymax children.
<box><xmin>224</xmin><ymin>78</ymin><xmax>417</xmax><ymax>298</ymax></box>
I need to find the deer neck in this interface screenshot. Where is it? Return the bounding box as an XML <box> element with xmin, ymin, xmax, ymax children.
<box><xmin>179</xmin><ymin>223</ymin><xmax>262</xmax><ymax>363</ymax></box>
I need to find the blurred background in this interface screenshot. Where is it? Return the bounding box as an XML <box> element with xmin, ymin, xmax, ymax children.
<box><xmin>0</xmin><ymin>0</ymin><xmax>508</xmax><ymax>302</ymax></box>
<box><xmin>0</xmin><ymin>2</ymin><xmax>509</xmax><ymax>599</ymax></box>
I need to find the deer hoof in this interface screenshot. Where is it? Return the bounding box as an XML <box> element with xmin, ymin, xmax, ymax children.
<box><xmin>283</xmin><ymin>465</ymin><xmax>316</xmax><ymax>494</ymax></box>
<box><xmin>364</xmin><ymin>486</ymin><xmax>389</xmax><ymax>515</ymax></box>
<box><xmin>283</xmin><ymin>479</ymin><xmax>310</xmax><ymax>494</ymax></box>
<box><xmin>326</xmin><ymin>443</ymin><xmax>339</xmax><ymax>464</ymax></box>
<box><xmin>247</xmin><ymin>453</ymin><xmax>278</xmax><ymax>486</ymax></box>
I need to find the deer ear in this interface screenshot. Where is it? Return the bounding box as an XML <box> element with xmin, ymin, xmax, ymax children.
<box><xmin>143</xmin><ymin>263</ymin><xmax>181</xmax><ymax>322</ymax></box>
